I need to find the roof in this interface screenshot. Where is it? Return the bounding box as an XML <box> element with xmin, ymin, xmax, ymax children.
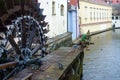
<box><xmin>81</xmin><ymin>0</ymin><xmax>111</xmax><ymax>7</ymax></box>
<box><xmin>69</xmin><ymin>0</ymin><xmax>79</xmax><ymax>6</ymax></box>
<box><xmin>69</xmin><ymin>0</ymin><xmax>77</xmax><ymax>6</ymax></box>
<box><xmin>111</xmin><ymin>0</ymin><xmax>120</xmax><ymax>4</ymax></box>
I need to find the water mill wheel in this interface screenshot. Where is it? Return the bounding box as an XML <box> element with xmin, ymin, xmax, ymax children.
<box><xmin>0</xmin><ymin>0</ymin><xmax>48</xmax><ymax>79</ymax></box>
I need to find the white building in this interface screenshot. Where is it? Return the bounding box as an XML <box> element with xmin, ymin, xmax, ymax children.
<box><xmin>112</xmin><ymin>16</ymin><xmax>120</xmax><ymax>27</ymax></box>
<box><xmin>79</xmin><ymin>0</ymin><xmax>112</xmax><ymax>34</ymax></box>
<box><xmin>38</xmin><ymin>0</ymin><xmax>68</xmax><ymax>38</ymax></box>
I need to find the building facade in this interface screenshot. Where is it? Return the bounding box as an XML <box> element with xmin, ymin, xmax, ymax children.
<box><xmin>38</xmin><ymin>0</ymin><xmax>67</xmax><ymax>38</ymax></box>
<box><xmin>79</xmin><ymin>0</ymin><xmax>112</xmax><ymax>34</ymax></box>
<box><xmin>109</xmin><ymin>0</ymin><xmax>120</xmax><ymax>27</ymax></box>
<box><xmin>104</xmin><ymin>0</ymin><xmax>120</xmax><ymax>4</ymax></box>
<box><xmin>68</xmin><ymin>0</ymin><xmax>80</xmax><ymax>40</ymax></box>
<box><xmin>112</xmin><ymin>16</ymin><xmax>120</xmax><ymax>27</ymax></box>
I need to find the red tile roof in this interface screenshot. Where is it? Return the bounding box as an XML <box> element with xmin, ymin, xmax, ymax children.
<box><xmin>69</xmin><ymin>0</ymin><xmax>79</xmax><ymax>6</ymax></box>
<box><xmin>82</xmin><ymin>0</ymin><xmax>111</xmax><ymax>6</ymax></box>
<box><xmin>111</xmin><ymin>0</ymin><xmax>120</xmax><ymax>4</ymax></box>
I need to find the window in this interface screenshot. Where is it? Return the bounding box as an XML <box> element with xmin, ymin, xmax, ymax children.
<box><xmin>96</xmin><ymin>8</ymin><xmax>98</xmax><ymax>20</ymax></box>
<box><xmin>100</xmin><ymin>13</ymin><xmax>101</xmax><ymax>19</ymax></box>
<box><xmin>90</xmin><ymin>12</ymin><xmax>92</xmax><ymax>20</ymax></box>
<box><xmin>84</xmin><ymin>6</ymin><xmax>88</xmax><ymax>21</ymax></box>
<box><xmin>85</xmin><ymin>6</ymin><xmax>87</xmax><ymax>8</ymax></box>
<box><xmin>116</xmin><ymin>16</ymin><xmax>118</xmax><ymax>20</ymax></box>
<box><xmin>90</xmin><ymin>7</ymin><xmax>92</xmax><ymax>20</ymax></box>
<box><xmin>92</xmin><ymin>8</ymin><xmax>96</xmax><ymax>20</ymax></box>
<box><xmin>112</xmin><ymin>16</ymin><xmax>114</xmax><ymax>20</ymax></box>
<box><xmin>60</xmin><ymin>5</ymin><xmax>64</xmax><ymax>16</ymax></box>
<box><xmin>99</xmin><ymin>8</ymin><xmax>101</xmax><ymax>19</ymax></box>
<box><xmin>52</xmin><ymin>1</ymin><xmax>56</xmax><ymax>15</ymax></box>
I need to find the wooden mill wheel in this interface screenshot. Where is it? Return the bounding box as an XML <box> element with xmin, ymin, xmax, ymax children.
<box><xmin>0</xmin><ymin>0</ymin><xmax>48</xmax><ymax>80</ymax></box>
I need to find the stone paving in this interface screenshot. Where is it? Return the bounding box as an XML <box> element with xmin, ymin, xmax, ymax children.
<box><xmin>82</xmin><ymin>29</ymin><xmax>120</xmax><ymax>80</ymax></box>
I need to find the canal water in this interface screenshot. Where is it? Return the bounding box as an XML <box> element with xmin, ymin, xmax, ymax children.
<box><xmin>82</xmin><ymin>29</ymin><xmax>120</xmax><ymax>80</ymax></box>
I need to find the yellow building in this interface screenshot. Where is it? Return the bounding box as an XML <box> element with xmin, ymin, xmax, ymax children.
<box><xmin>79</xmin><ymin>0</ymin><xmax>112</xmax><ymax>34</ymax></box>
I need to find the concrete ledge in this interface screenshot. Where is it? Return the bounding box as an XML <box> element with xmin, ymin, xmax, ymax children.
<box><xmin>72</xmin><ymin>28</ymin><xmax>113</xmax><ymax>44</ymax></box>
<box><xmin>115</xmin><ymin>27</ymin><xmax>120</xmax><ymax>29</ymax></box>
<box><xmin>90</xmin><ymin>27</ymin><xmax>120</xmax><ymax>36</ymax></box>
<box><xmin>46</xmin><ymin>32</ymin><xmax>72</xmax><ymax>52</ymax></box>
<box><xmin>90</xmin><ymin>27</ymin><xmax>112</xmax><ymax>36</ymax></box>
<box><xmin>47</xmin><ymin>32</ymin><xmax>72</xmax><ymax>45</ymax></box>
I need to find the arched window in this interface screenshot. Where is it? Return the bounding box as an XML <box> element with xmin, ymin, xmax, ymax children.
<box><xmin>116</xmin><ymin>16</ymin><xmax>118</xmax><ymax>20</ymax></box>
<box><xmin>60</xmin><ymin>5</ymin><xmax>64</xmax><ymax>16</ymax></box>
<box><xmin>52</xmin><ymin>1</ymin><xmax>55</xmax><ymax>15</ymax></box>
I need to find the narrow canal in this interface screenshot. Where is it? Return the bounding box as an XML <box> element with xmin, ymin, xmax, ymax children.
<box><xmin>82</xmin><ymin>29</ymin><xmax>120</xmax><ymax>80</ymax></box>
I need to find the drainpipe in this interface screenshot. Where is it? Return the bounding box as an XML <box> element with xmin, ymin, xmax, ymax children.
<box><xmin>67</xmin><ymin>0</ymin><xmax>68</xmax><ymax>32</ymax></box>
<box><xmin>76</xmin><ymin>0</ymin><xmax>79</xmax><ymax>39</ymax></box>
<box><xmin>76</xmin><ymin>7</ymin><xmax>77</xmax><ymax>39</ymax></box>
